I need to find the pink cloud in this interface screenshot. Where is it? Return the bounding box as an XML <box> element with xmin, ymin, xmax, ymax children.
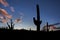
<box><xmin>0</xmin><ymin>0</ymin><xmax>9</xmax><ymax>7</ymax></box>
<box><xmin>0</xmin><ymin>16</ymin><xmax>4</xmax><ymax>19</ymax></box>
<box><xmin>15</xmin><ymin>18</ymin><xmax>21</xmax><ymax>23</ymax></box>
<box><xmin>0</xmin><ymin>17</ymin><xmax>8</xmax><ymax>23</ymax></box>
<box><xmin>0</xmin><ymin>0</ymin><xmax>15</xmax><ymax>13</ymax></box>
<box><xmin>14</xmin><ymin>12</ymin><xmax>24</xmax><ymax>23</ymax></box>
<box><xmin>2</xmin><ymin>19</ymin><xmax>7</xmax><ymax>23</ymax></box>
<box><xmin>0</xmin><ymin>8</ymin><xmax>12</xmax><ymax>19</ymax></box>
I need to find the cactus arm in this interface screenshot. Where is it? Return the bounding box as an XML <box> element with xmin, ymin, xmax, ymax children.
<box><xmin>33</xmin><ymin>17</ymin><xmax>37</xmax><ymax>25</ymax></box>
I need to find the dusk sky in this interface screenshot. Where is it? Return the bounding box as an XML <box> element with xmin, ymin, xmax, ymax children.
<box><xmin>0</xmin><ymin>0</ymin><xmax>60</xmax><ymax>30</ymax></box>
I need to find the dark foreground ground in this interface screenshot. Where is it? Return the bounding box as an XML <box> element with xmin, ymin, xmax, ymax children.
<box><xmin>0</xmin><ymin>28</ymin><xmax>36</xmax><ymax>32</ymax></box>
<box><xmin>0</xmin><ymin>29</ymin><xmax>60</xmax><ymax>32</ymax></box>
<box><xmin>0</xmin><ymin>29</ymin><xmax>59</xmax><ymax>40</ymax></box>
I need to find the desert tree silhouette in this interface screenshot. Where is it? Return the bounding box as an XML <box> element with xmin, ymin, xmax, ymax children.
<box><xmin>33</xmin><ymin>4</ymin><xmax>42</xmax><ymax>31</ymax></box>
<box><xmin>7</xmin><ymin>19</ymin><xmax>15</xmax><ymax>30</ymax></box>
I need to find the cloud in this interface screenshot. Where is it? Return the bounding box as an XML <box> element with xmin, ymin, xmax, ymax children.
<box><xmin>0</xmin><ymin>16</ymin><xmax>4</xmax><ymax>19</ymax></box>
<box><xmin>0</xmin><ymin>18</ymin><xmax>8</xmax><ymax>23</ymax></box>
<box><xmin>0</xmin><ymin>8</ymin><xmax>12</xmax><ymax>19</ymax></box>
<box><xmin>0</xmin><ymin>0</ymin><xmax>9</xmax><ymax>7</ymax></box>
<box><xmin>15</xmin><ymin>18</ymin><xmax>21</xmax><ymax>23</ymax></box>
<box><xmin>0</xmin><ymin>0</ymin><xmax>15</xmax><ymax>23</ymax></box>
<box><xmin>0</xmin><ymin>15</ymin><xmax>6</xmax><ymax>23</ymax></box>
<box><xmin>0</xmin><ymin>16</ymin><xmax>10</xmax><ymax>23</ymax></box>
<box><xmin>2</xmin><ymin>19</ymin><xmax>7</xmax><ymax>23</ymax></box>
<box><xmin>19</xmin><ymin>12</ymin><xmax>24</xmax><ymax>19</ymax></box>
<box><xmin>0</xmin><ymin>8</ymin><xmax>12</xmax><ymax>23</ymax></box>
<box><xmin>14</xmin><ymin>12</ymin><xmax>24</xmax><ymax>23</ymax></box>
<box><xmin>0</xmin><ymin>0</ymin><xmax>15</xmax><ymax>12</ymax></box>
<box><xmin>0</xmin><ymin>0</ymin><xmax>15</xmax><ymax>13</ymax></box>
<box><xmin>10</xmin><ymin>6</ymin><xmax>15</xmax><ymax>13</ymax></box>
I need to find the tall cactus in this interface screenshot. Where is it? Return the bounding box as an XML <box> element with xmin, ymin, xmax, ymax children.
<box><xmin>7</xmin><ymin>19</ymin><xmax>15</xmax><ymax>30</ymax></box>
<box><xmin>33</xmin><ymin>4</ymin><xmax>42</xmax><ymax>31</ymax></box>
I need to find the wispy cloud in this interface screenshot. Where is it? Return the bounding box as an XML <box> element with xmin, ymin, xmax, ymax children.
<box><xmin>0</xmin><ymin>8</ymin><xmax>12</xmax><ymax>19</ymax></box>
<box><xmin>10</xmin><ymin>6</ymin><xmax>15</xmax><ymax>13</ymax></box>
<box><xmin>0</xmin><ymin>0</ymin><xmax>22</xmax><ymax>24</ymax></box>
<box><xmin>14</xmin><ymin>12</ymin><xmax>24</xmax><ymax>23</ymax></box>
<box><xmin>0</xmin><ymin>0</ymin><xmax>15</xmax><ymax>13</ymax></box>
<box><xmin>0</xmin><ymin>17</ymin><xmax>8</xmax><ymax>23</ymax></box>
<box><xmin>2</xmin><ymin>19</ymin><xmax>8</xmax><ymax>23</ymax></box>
<box><xmin>0</xmin><ymin>8</ymin><xmax>12</xmax><ymax>23</ymax></box>
<box><xmin>15</xmin><ymin>18</ymin><xmax>21</xmax><ymax>23</ymax></box>
<box><xmin>0</xmin><ymin>0</ymin><xmax>9</xmax><ymax>7</ymax></box>
<box><xmin>19</xmin><ymin>12</ymin><xmax>24</xmax><ymax>19</ymax></box>
<box><xmin>0</xmin><ymin>16</ymin><xmax>4</xmax><ymax>19</ymax></box>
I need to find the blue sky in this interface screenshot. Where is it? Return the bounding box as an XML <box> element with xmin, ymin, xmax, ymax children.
<box><xmin>0</xmin><ymin>0</ymin><xmax>60</xmax><ymax>30</ymax></box>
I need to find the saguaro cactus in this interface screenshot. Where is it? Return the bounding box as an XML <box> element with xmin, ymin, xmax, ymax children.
<box><xmin>7</xmin><ymin>19</ymin><xmax>15</xmax><ymax>30</ymax></box>
<box><xmin>33</xmin><ymin>4</ymin><xmax>42</xmax><ymax>31</ymax></box>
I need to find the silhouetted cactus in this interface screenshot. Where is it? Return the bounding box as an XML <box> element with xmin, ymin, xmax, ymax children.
<box><xmin>7</xmin><ymin>19</ymin><xmax>15</xmax><ymax>30</ymax></box>
<box><xmin>33</xmin><ymin>4</ymin><xmax>42</xmax><ymax>31</ymax></box>
<box><xmin>46</xmin><ymin>22</ymin><xmax>49</xmax><ymax>31</ymax></box>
